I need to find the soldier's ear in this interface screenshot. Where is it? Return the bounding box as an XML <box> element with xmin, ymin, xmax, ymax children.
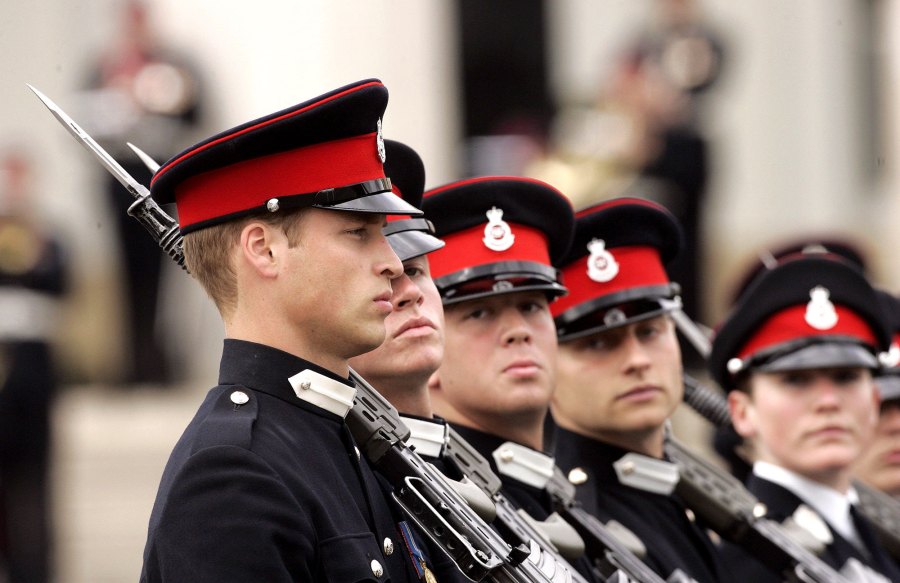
<box><xmin>728</xmin><ymin>390</ymin><xmax>757</xmax><ymax>439</ymax></box>
<box><xmin>240</xmin><ymin>221</ymin><xmax>280</xmax><ymax>279</ymax></box>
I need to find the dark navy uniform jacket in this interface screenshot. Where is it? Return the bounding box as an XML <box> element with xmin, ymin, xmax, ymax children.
<box><xmin>719</xmin><ymin>474</ymin><xmax>900</xmax><ymax>582</ymax></box>
<box><xmin>553</xmin><ymin>427</ymin><xmax>729</xmax><ymax>583</ymax></box>
<box><xmin>140</xmin><ymin>340</ymin><xmax>422</xmax><ymax>583</ymax></box>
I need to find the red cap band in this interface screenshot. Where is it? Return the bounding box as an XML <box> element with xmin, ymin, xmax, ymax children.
<box><xmin>737</xmin><ymin>304</ymin><xmax>878</xmax><ymax>361</ymax></box>
<box><xmin>174</xmin><ymin>133</ymin><xmax>384</xmax><ymax>230</ymax></box>
<box><xmin>552</xmin><ymin>246</ymin><xmax>668</xmax><ymax>317</ymax></box>
<box><xmin>428</xmin><ymin>223</ymin><xmax>549</xmax><ymax>279</ymax></box>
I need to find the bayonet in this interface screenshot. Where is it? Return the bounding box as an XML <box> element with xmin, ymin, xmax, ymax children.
<box><xmin>27</xmin><ymin>84</ymin><xmax>185</xmax><ymax>270</ymax></box>
<box><xmin>128</xmin><ymin>142</ymin><xmax>161</xmax><ymax>173</ymax></box>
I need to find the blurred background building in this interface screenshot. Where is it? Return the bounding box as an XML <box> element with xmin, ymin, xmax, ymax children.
<box><xmin>2</xmin><ymin>0</ymin><xmax>900</xmax><ymax>580</ymax></box>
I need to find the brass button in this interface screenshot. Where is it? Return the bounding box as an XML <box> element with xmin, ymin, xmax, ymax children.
<box><xmin>383</xmin><ymin>537</ymin><xmax>394</xmax><ymax>555</ymax></box>
<box><xmin>370</xmin><ymin>559</ymin><xmax>383</xmax><ymax>577</ymax></box>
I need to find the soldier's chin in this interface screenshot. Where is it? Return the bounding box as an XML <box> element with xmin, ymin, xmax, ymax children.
<box><xmin>348</xmin><ymin>331</ymin><xmax>389</xmax><ymax>360</ymax></box>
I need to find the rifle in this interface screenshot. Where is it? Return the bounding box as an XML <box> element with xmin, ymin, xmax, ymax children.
<box><xmin>663</xmin><ymin>435</ymin><xmax>859</xmax><ymax>582</ymax></box>
<box><xmin>350</xmin><ymin>371</ymin><xmax>605</xmax><ymax>582</ymax></box>
<box><xmin>542</xmin><ymin>466</ymin><xmax>696</xmax><ymax>583</ymax></box>
<box><xmin>444</xmin><ymin>427</ymin><xmax>667</xmax><ymax>583</ymax></box>
<box><xmin>30</xmin><ymin>85</ymin><xmax>592</xmax><ymax>583</ymax></box>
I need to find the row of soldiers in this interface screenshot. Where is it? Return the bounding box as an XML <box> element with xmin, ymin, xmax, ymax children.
<box><xmin>45</xmin><ymin>77</ymin><xmax>900</xmax><ymax>582</ymax></box>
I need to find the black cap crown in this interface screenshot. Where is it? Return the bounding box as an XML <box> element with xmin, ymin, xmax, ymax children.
<box><xmin>150</xmin><ymin>79</ymin><xmax>421</xmax><ymax>233</ymax></box>
<box><xmin>422</xmin><ymin>177</ymin><xmax>574</xmax><ymax>305</ymax></box>
<box><xmin>551</xmin><ymin>197</ymin><xmax>684</xmax><ymax>340</ymax></box>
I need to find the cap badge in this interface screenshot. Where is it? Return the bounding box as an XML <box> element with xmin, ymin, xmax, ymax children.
<box><xmin>805</xmin><ymin>286</ymin><xmax>838</xmax><ymax>330</ymax></box>
<box><xmin>603</xmin><ymin>308</ymin><xmax>627</xmax><ymax>327</ymax></box>
<box><xmin>587</xmin><ymin>239</ymin><xmax>619</xmax><ymax>283</ymax></box>
<box><xmin>376</xmin><ymin>118</ymin><xmax>386</xmax><ymax>163</ymax></box>
<box><xmin>492</xmin><ymin>280</ymin><xmax>514</xmax><ymax>293</ymax></box>
<box><xmin>483</xmin><ymin>206</ymin><xmax>515</xmax><ymax>252</ymax></box>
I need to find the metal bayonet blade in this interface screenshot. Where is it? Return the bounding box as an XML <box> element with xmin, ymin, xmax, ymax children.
<box><xmin>27</xmin><ymin>83</ymin><xmax>151</xmax><ymax>201</ymax></box>
<box><xmin>127</xmin><ymin>142</ymin><xmax>161</xmax><ymax>173</ymax></box>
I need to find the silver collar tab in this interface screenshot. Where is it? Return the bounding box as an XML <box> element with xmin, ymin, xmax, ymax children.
<box><xmin>401</xmin><ymin>416</ymin><xmax>448</xmax><ymax>458</ymax></box>
<box><xmin>492</xmin><ymin>441</ymin><xmax>555</xmax><ymax>489</ymax></box>
<box><xmin>288</xmin><ymin>369</ymin><xmax>356</xmax><ymax>418</ymax></box>
<box><xmin>613</xmin><ymin>452</ymin><xmax>679</xmax><ymax>495</ymax></box>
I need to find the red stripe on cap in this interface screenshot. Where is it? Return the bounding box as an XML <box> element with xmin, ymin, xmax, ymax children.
<box><xmin>175</xmin><ymin>133</ymin><xmax>383</xmax><ymax>230</ymax></box>
<box><xmin>736</xmin><ymin>304</ymin><xmax>878</xmax><ymax>361</ymax></box>
<box><xmin>151</xmin><ymin>81</ymin><xmax>384</xmax><ymax>187</ymax></box>
<box><xmin>575</xmin><ymin>197</ymin><xmax>668</xmax><ymax>218</ymax></box>
<box><xmin>428</xmin><ymin>223</ymin><xmax>549</xmax><ymax>279</ymax></box>
<box><xmin>551</xmin><ymin>246</ymin><xmax>668</xmax><ymax>317</ymax></box>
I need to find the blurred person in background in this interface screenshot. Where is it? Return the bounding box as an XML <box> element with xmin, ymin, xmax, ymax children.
<box><xmin>529</xmin><ymin>0</ymin><xmax>724</xmax><ymax>347</ymax></box>
<box><xmin>549</xmin><ymin>198</ymin><xmax>729</xmax><ymax>583</ymax></box>
<box><xmin>854</xmin><ymin>289</ymin><xmax>900</xmax><ymax>498</ymax></box>
<box><xmin>81</xmin><ymin>0</ymin><xmax>204</xmax><ymax>386</ymax></box>
<box><xmin>0</xmin><ymin>147</ymin><xmax>69</xmax><ymax>583</ymax></box>
<box><xmin>710</xmin><ymin>253</ymin><xmax>900</xmax><ymax>580</ymax></box>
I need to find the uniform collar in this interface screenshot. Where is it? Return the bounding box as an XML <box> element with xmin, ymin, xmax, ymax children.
<box><xmin>400</xmin><ymin>415</ymin><xmax>448</xmax><ymax>458</ymax></box>
<box><xmin>451</xmin><ymin>424</ymin><xmax>555</xmax><ymax>490</ymax></box>
<box><xmin>218</xmin><ymin>339</ymin><xmax>356</xmax><ymax>419</ymax></box>
<box><xmin>553</xmin><ymin>428</ymin><xmax>679</xmax><ymax>494</ymax></box>
<box><xmin>753</xmin><ymin>461</ymin><xmax>860</xmax><ymax>545</ymax></box>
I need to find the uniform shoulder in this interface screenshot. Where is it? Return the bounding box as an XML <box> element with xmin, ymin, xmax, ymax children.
<box><xmin>189</xmin><ymin>386</ymin><xmax>259</xmax><ymax>454</ymax></box>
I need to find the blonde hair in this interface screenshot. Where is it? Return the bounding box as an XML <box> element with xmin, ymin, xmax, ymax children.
<box><xmin>183</xmin><ymin>209</ymin><xmax>307</xmax><ymax>318</ymax></box>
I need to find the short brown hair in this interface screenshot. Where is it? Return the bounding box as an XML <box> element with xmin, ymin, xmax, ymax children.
<box><xmin>184</xmin><ymin>209</ymin><xmax>307</xmax><ymax>318</ymax></box>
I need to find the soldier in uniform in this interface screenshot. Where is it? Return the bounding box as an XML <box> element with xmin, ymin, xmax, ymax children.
<box><xmin>549</xmin><ymin>198</ymin><xmax>729</xmax><ymax>583</ymax></box>
<box><xmin>349</xmin><ymin>140</ymin><xmax>445</xmax><ymax>422</ymax></box>
<box><xmin>0</xmin><ymin>149</ymin><xmax>68</xmax><ymax>583</ymax></box>
<box><xmin>420</xmin><ymin>177</ymin><xmax>576</xmax><ymax>531</ymax></box>
<box><xmin>709</xmin><ymin>252</ymin><xmax>900</xmax><ymax>580</ymax></box>
<box><xmin>855</xmin><ymin>289</ymin><xmax>900</xmax><ymax>497</ymax></box>
<box><xmin>346</xmin><ymin>140</ymin><xmax>468</xmax><ymax>582</ymax></box>
<box><xmin>139</xmin><ymin>79</ymin><xmax>430</xmax><ymax>582</ymax></box>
